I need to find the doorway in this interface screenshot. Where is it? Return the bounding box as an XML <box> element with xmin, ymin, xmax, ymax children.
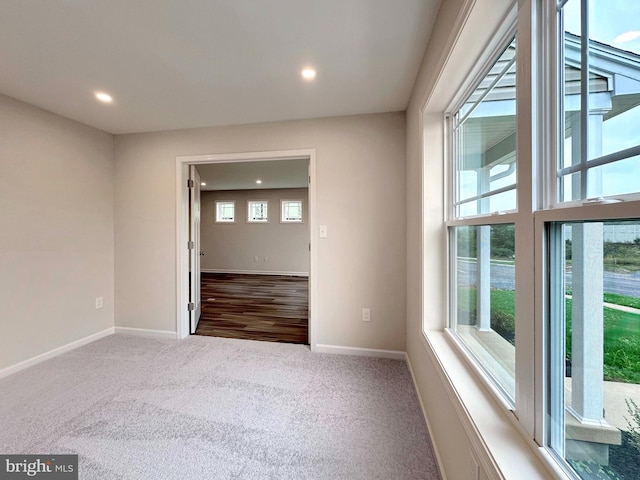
<box><xmin>175</xmin><ymin>149</ymin><xmax>317</xmax><ymax>349</ymax></box>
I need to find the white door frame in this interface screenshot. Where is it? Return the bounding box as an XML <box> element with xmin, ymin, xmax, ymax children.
<box><xmin>175</xmin><ymin>149</ymin><xmax>318</xmax><ymax>350</ymax></box>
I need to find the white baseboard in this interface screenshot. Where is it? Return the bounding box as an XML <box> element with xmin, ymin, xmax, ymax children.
<box><xmin>314</xmin><ymin>344</ymin><xmax>406</xmax><ymax>360</ymax></box>
<box><xmin>0</xmin><ymin>327</ymin><xmax>115</xmax><ymax>379</ymax></box>
<box><xmin>201</xmin><ymin>268</ymin><xmax>309</xmax><ymax>277</ymax></box>
<box><xmin>405</xmin><ymin>352</ymin><xmax>448</xmax><ymax>480</ymax></box>
<box><xmin>114</xmin><ymin>327</ymin><xmax>177</xmax><ymax>339</ymax></box>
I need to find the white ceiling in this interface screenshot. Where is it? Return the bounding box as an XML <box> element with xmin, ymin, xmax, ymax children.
<box><xmin>196</xmin><ymin>159</ymin><xmax>308</xmax><ymax>191</ymax></box>
<box><xmin>0</xmin><ymin>0</ymin><xmax>441</xmax><ymax>134</ymax></box>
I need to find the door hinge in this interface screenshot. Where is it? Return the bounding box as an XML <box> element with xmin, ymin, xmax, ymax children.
<box><xmin>308</xmin><ymin>175</ymin><xmax>311</xmax><ymax>184</ymax></box>
<box><xmin>309</xmin><ymin>242</ymin><xmax>311</xmax><ymax>251</ymax></box>
<box><xmin>187</xmin><ymin>179</ymin><xmax>195</xmax><ymax>188</ymax></box>
<box><xmin>188</xmin><ymin>302</ymin><xmax>195</xmax><ymax>311</ymax></box>
<box><xmin>187</xmin><ymin>241</ymin><xmax>195</xmax><ymax>249</ymax></box>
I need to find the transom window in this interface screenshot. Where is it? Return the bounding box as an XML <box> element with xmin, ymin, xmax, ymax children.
<box><xmin>247</xmin><ymin>200</ymin><xmax>268</xmax><ymax>223</ymax></box>
<box><xmin>215</xmin><ymin>201</ymin><xmax>235</xmax><ymax>223</ymax></box>
<box><xmin>281</xmin><ymin>200</ymin><xmax>303</xmax><ymax>223</ymax></box>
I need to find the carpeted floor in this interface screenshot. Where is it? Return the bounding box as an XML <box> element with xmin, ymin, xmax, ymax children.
<box><xmin>0</xmin><ymin>334</ymin><xmax>440</xmax><ymax>479</ymax></box>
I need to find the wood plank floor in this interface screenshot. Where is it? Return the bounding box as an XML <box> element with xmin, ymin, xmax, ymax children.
<box><xmin>195</xmin><ymin>273</ymin><xmax>309</xmax><ymax>344</ymax></box>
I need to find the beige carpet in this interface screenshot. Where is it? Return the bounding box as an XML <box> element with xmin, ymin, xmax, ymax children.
<box><xmin>0</xmin><ymin>334</ymin><xmax>440</xmax><ymax>479</ymax></box>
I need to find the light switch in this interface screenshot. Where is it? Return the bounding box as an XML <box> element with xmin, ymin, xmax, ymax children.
<box><xmin>319</xmin><ymin>225</ymin><xmax>328</xmax><ymax>238</ymax></box>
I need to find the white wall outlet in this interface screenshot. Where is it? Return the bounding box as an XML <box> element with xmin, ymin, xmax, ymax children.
<box><xmin>362</xmin><ymin>307</ymin><xmax>371</xmax><ymax>322</ymax></box>
<box><xmin>95</xmin><ymin>297</ymin><xmax>103</xmax><ymax>309</ymax></box>
<box><xmin>254</xmin><ymin>256</ymin><xmax>259</xmax><ymax>262</ymax></box>
<box><xmin>319</xmin><ymin>225</ymin><xmax>328</xmax><ymax>238</ymax></box>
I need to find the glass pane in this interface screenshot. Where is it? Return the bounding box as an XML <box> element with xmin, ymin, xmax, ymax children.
<box><xmin>454</xmin><ymin>38</ymin><xmax>517</xmax><ymax>216</ymax></box>
<box><xmin>249</xmin><ymin>201</ymin><xmax>268</xmax><ymax>221</ymax></box>
<box><xmin>559</xmin><ymin>0</ymin><xmax>640</xmax><ymax>202</ymax></box>
<box><xmin>216</xmin><ymin>202</ymin><xmax>234</xmax><ymax>222</ymax></box>
<box><xmin>603</xmin><ymin>105</ymin><xmax>640</xmax><ymax>157</ymax></box>
<box><xmin>451</xmin><ymin>224</ymin><xmax>516</xmax><ymax>402</ymax></box>
<box><xmin>549</xmin><ymin>220</ymin><xmax>640</xmax><ymax>480</ymax></box>
<box><xmin>282</xmin><ymin>200</ymin><xmax>302</xmax><ymax>222</ymax></box>
<box><xmin>592</xmin><ymin>155</ymin><xmax>640</xmax><ymax>198</ymax></box>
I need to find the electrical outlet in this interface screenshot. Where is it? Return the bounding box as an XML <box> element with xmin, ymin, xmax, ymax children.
<box><xmin>95</xmin><ymin>297</ymin><xmax>103</xmax><ymax>309</ymax></box>
<box><xmin>362</xmin><ymin>308</ymin><xmax>371</xmax><ymax>322</ymax></box>
<box><xmin>254</xmin><ymin>256</ymin><xmax>259</xmax><ymax>262</ymax></box>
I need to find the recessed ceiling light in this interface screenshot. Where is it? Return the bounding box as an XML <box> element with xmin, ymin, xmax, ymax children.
<box><xmin>95</xmin><ymin>92</ymin><xmax>113</xmax><ymax>103</ymax></box>
<box><xmin>614</xmin><ymin>31</ymin><xmax>640</xmax><ymax>43</ymax></box>
<box><xmin>301</xmin><ymin>68</ymin><xmax>316</xmax><ymax>80</ymax></box>
<box><xmin>201</xmin><ymin>182</ymin><xmax>206</xmax><ymax>186</ymax></box>
<box><xmin>256</xmin><ymin>179</ymin><xmax>262</xmax><ymax>184</ymax></box>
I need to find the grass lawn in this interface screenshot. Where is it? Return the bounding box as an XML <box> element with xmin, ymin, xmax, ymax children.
<box><xmin>604</xmin><ymin>293</ymin><xmax>640</xmax><ymax>310</ymax></box>
<box><xmin>566</xmin><ymin>300</ymin><xmax>640</xmax><ymax>384</ymax></box>
<box><xmin>457</xmin><ymin>287</ymin><xmax>640</xmax><ymax>384</ymax></box>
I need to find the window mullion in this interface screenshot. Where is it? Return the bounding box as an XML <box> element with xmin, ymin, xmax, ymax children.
<box><xmin>578</xmin><ymin>0</ymin><xmax>589</xmax><ymax>201</ymax></box>
<box><xmin>514</xmin><ymin>0</ymin><xmax>536</xmax><ymax>439</ymax></box>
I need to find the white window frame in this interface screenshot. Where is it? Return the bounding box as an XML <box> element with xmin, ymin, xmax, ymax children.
<box><xmin>280</xmin><ymin>199</ymin><xmax>303</xmax><ymax>223</ymax></box>
<box><xmin>215</xmin><ymin>200</ymin><xmax>235</xmax><ymax>223</ymax></box>
<box><xmin>425</xmin><ymin>0</ymin><xmax>640</xmax><ymax>477</ymax></box>
<box><xmin>445</xmin><ymin>23</ymin><xmax>524</xmax><ymax>411</ymax></box>
<box><xmin>247</xmin><ymin>200</ymin><xmax>269</xmax><ymax>223</ymax></box>
<box><xmin>538</xmin><ymin>0</ymin><xmax>640</xmax><ymax>476</ymax></box>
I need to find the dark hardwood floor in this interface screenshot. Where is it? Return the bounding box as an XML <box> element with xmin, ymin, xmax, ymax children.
<box><xmin>195</xmin><ymin>273</ymin><xmax>309</xmax><ymax>344</ymax></box>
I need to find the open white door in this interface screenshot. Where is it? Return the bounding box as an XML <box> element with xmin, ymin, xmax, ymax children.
<box><xmin>189</xmin><ymin>165</ymin><xmax>202</xmax><ymax>333</ymax></box>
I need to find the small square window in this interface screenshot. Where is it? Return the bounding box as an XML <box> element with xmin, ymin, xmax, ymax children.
<box><xmin>247</xmin><ymin>200</ymin><xmax>268</xmax><ymax>223</ymax></box>
<box><xmin>281</xmin><ymin>200</ymin><xmax>303</xmax><ymax>223</ymax></box>
<box><xmin>215</xmin><ymin>201</ymin><xmax>235</xmax><ymax>223</ymax></box>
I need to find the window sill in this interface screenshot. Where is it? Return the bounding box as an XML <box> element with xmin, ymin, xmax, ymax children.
<box><xmin>420</xmin><ymin>329</ymin><xmax>567</xmax><ymax>480</ymax></box>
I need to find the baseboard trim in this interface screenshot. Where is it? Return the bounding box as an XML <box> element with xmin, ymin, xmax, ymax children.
<box><xmin>314</xmin><ymin>344</ymin><xmax>406</xmax><ymax>360</ymax></box>
<box><xmin>114</xmin><ymin>327</ymin><xmax>177</xmax><ymax>339</ymax></box>
<box><xmin>0</xmin><ymin>327</ymin><xmax>115</xmax><ymax>379</ymax></box>
<box><xmin>201</xmin><ymin>268</ymin><xmax>309</xmax><ymax>277</ymax></box>
<box><xmin>406</xmin><ymin>352</ymin><xmax>448</xmax><ymax>480</ymax></box>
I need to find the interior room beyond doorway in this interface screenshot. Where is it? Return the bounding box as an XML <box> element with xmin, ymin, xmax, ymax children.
<box><xmin>190</xmin><ymin>157</ymin><xmax>311</xmax><ymax>344</ymax></box>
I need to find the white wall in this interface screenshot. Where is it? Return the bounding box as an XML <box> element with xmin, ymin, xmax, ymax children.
<box><xmin>114</xmin><ymin>112</ymin><xmax>406</xmax><ymax>351</ymax></box>
<box><xmin>0</xmin><ymin>94</ymin><xmax>114</xmax><ymax>371</ymax></box>
<box><xmin>200</xmin><ymin>188</ymin><xmax>309</xmax><ymax>274</ymax></box>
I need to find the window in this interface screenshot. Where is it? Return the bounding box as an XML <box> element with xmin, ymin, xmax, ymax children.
<box><xmin>547</xmin><ymin>220</ymin><xmax>640</xmax><ymax>479</ymax></box>
<box><xmin>281</xmin><ymin>200</ymin><xmax>303</xmax><ymax>223</ymax></box>
<box><xmin>453</xmin><ymin>38</ymin><xmax>517</xmax><ymax>217</ymax></box>
<box><xmin>247</xmin><ymin>200</ymin><xmax>268</xmax><ymax>223</ymax></box>
<box><xmin>448</xmin><ymin>35</ymin><xmax>518</xmax><ymax>403</ymax></box>
<box><xmin>557</xmin><ymin>0</ymin><xmax>640</xmax><ymax>203</ymax></box>
<box><xmin>215</xmin><ymin>201</ymin><xmax>235</xmax><ymax>223</ymax></box>
<box><xmin>543</xmin><ymin>2</ymin><xmax>640</xmax><ymax>479</ymax></box>
<box><xmin>436</xmin><ymin>1</ymin><xmax>640</xmax><ymax>478</ymax></box>
<box><xmin>451</xmin><ymin>224</ymin><xmax>516</xmax><ymax>399</ymax></box>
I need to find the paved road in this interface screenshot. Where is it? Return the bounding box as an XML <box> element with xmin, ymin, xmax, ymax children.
<box><xmin>458</xmin><ymin>260</ymin><xmax>640</xmax><ymax>297</ymax></box>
